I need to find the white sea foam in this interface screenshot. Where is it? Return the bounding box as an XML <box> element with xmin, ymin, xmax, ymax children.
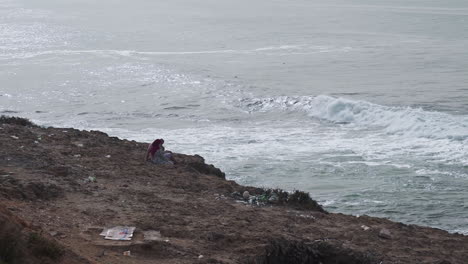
<box><xmin>239</xmin><ymin>95</ymin><xmax>468</xmax><ymax>141</ymax></box>
<box><xmin>3</xmin><ymin>44</ymin><xmax>352</xmax><ymax>60</ymax></box>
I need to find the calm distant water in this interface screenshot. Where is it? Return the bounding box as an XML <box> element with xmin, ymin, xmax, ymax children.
<box><xmin>1</xmin><ymin>0</ymin><xmax>467</xmax><ymax>234</ymax></box>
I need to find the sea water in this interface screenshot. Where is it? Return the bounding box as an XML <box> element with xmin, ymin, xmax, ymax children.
<box><xmin>1</xmin><ymin>0</ymin><xmax>467</xmax><ymax>234</ymax></box>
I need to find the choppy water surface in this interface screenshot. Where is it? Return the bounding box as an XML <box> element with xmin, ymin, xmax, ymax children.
<box><xmin>1</xmin><ymin>0</ymin><xmax>467</xmax><ymax>234</ymax></box>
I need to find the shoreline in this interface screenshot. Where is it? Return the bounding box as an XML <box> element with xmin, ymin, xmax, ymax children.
<box><xmin>1</xmin><ymin>116</ymin><xmax>467</xmax><ymax>264</ymax></box>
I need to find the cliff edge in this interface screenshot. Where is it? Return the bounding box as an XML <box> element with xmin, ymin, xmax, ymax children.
<box><xmin>0</xmin><ymin>117</ymin><xmax>466</xmax><ymax>264</ymax></box>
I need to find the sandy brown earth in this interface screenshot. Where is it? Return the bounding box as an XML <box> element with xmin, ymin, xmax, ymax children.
<box><xmin>0</xmin><ymin>118</ymin><xmax>467</xmax><ymax>264</ymax></box>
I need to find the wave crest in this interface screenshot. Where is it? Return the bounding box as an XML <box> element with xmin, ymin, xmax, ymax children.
<box><xmin>238</xmin><ymin>95</ymin><xmax>468</xmax><ymax>140</ymax></box>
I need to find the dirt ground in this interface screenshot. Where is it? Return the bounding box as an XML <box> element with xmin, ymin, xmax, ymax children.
<box><xmin>0</xmin><ymin>120</ymin><xmax>467</xmax><ymax>264</ymax></box>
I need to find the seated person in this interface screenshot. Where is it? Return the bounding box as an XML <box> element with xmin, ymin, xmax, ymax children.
<box><xmin>145</xmin><ymin>138</ymin><xmax>175</xmax><ymax>165</ymax></box>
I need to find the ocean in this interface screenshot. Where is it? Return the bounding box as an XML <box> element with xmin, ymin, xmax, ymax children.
<box><xmin>1</xmin><ymin>0</ymin><xmax>467</xmax><ymax>234</ymax></box>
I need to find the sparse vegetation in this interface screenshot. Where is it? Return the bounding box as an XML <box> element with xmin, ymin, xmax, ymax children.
<box><xmin>0</xmin><ymin>116</ymin><xmax>36</xmax><ymax>127</ymax></box>
<box><xmin>252</xmin><ymin>188</ymin><xmax>326</xmax><ymax>212</ymax></box>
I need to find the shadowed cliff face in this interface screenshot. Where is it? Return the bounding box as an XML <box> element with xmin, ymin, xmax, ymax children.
<box><xmin>0</xmin><ymin>117</ymin><xmax>467</xmax><ymax>264</ymax></box>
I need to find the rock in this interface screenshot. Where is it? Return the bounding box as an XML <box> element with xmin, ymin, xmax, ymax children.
<box><xmin>361</xmin><ymin>225</ymin><xmax>370</xmax><ymax>231</ymax></box>
<box><xmin>243</xmin><ymin>191</ymin><xmax>250</xmax><ymax>200</ymax></box>
<box><xmin>378</xmin><ymin>228</ymin><xmax>392</xmax><ymax>239</ymax></box>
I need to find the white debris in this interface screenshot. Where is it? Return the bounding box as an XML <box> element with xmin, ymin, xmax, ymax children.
<box><xmin>10</xmin><ymin>135</ymin><xmax>19</xmax><ymax>139</ymax></box>
<box><xmin>361</xmin><ymin>225</ymin><xmax>370</xmax><ymax>231</ymax></box>
<box><xmin>100</xmin><ymin>226</ymin><xmax>136</xmax><ymax>241</ymax></box>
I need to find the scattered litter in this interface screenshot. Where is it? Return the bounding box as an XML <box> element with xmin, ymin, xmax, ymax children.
<box><xmin>361</xmin><ymin>225</ymin><xmax>370</xmax><ymax>231</ymax></box>
<box><xmin>76</xmin><ymin>143</ymin><xmax>83</xmax><ymax>147</ymax></box>
<box><xmin>100</xmin><ymin>226</ymin><xmax>135</xmax><ymax>241</ymax></box>
<box><xmin>123</xmin><ymin>250</ymin><xmax>131</xmax><ymax>256</ymax></box>
<box><xmin>74</xmin><ymin>154</ymin><xmax>81</xmax><ymax>158</ymax></box>
<box><xmin>143</xmin><ymin>230</ymin><xmax>162</xmax><ymax>241</ymax></box>
<box><xmin>10</xmin><ymin>135</ymin><xmax>18</xmax><ymax>139</ymax></box>
<box><xmin>298</xmin><ymin>214</ymin><xmax>316</xmax><ymax>220</ymax></box>
<box><xmin>214</xmin><ymin>194</ymin><xmax>227</xmax><ymax>200</ymax></box>
<box><xmin>34</xmin><ymin>141</ymin><xmax>39</xmax><ymax>144</ymax></box>
<box><xmin>164</xmin><ymin>239</ymin><xmax>170</xmax><ymax>242</ymax></box>
<box><xmin>268</xmin><ymin>193</ymin><xmax>279</xmax><ymax>202</ymax></box>
<box><xmin>85</xmin><ymin>176</ymin><xmax>96</xmax><ymax>183</ymax></box>
<box><xmin>198</xmin><ymin>255</ymin><xmax>204</xmax><ymax>259</ymax></box>
<box><xmin>105</xmin><ymin>155</ymin><xmax>111</xmax><ymax>158</ymax></box>
<box><xmin>233</xmin><ymin>190</ymin><xmax>283</xmax><ymax>207</ymax></box>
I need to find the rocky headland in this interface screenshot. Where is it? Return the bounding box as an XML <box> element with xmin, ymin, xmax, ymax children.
<box><xmin>0</xmin><ymin>116</ymin><xmax>467</xmax><ymax>264</ymax></box>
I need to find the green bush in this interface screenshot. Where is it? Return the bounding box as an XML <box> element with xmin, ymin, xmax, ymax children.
<box><xmin>261</xmin><ymin>188</ymin><xmax>326</xmax><ymax>212</ymax></box>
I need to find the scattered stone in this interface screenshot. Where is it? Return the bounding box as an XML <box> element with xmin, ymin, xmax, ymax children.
<box><xmin>198</xmin><ymin>255</ymin><xmax>204</xmax><ymax>259</ymax></box>
<box><xmin>10</xmin><ymin>135</ymin><xmax>19</xmax><ymax>139</ymax></box>
<box><xmin>105</xmin><ymin>155</ymin><xmax>111</xmax><ymax>158</ymax></box>
<box><xmin>378</xmin><ymin>228</ymin><xmax>392</xmax><ymax>239</ymax></box>
<box><xmin>361</xmin><ymin>225</ymin><xmax>370</xmax><ymax>231</ymax></box>
<box><xmin>243</xmin><ymin>191</ymin><xmax>250</xmax><ymax>200</ymax></box>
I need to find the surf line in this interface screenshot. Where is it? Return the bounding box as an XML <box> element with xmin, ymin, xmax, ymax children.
<box><xmin>11</xmin><ymin>45</ymin><xmax>317</xmax><ymax>59</ymax></box>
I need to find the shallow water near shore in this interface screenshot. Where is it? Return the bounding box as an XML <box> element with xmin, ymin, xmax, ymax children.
<box><xmin>1</xmin><ymin>0</ymin><xmax>467</xmax><ymax>234</ymax></box>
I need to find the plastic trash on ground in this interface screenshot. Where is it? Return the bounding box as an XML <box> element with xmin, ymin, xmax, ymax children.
<box><xmin>100</xmin><ymin>226</ymin><xmax>136</xmax><ymax>241</ymax></box>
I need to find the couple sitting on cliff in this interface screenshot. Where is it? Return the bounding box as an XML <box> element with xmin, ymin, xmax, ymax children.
<box><xmin>145</xmin><ymin>138</ymin><xmax>176</xmax><ymax>165</ymax></box>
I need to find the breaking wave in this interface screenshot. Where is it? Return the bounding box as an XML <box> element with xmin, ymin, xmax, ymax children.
<box><xmin>238</xmin><ymin>95</ymin><xmax>468</xmax><ymax>140</ymax></box>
